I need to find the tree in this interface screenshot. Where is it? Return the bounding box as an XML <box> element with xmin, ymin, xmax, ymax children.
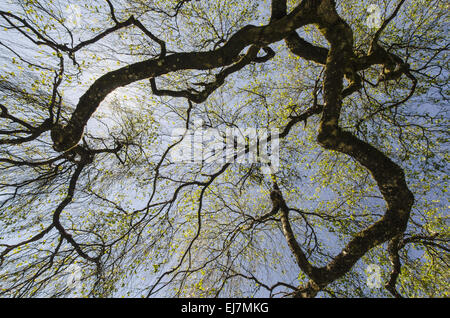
<box><xmin>0</xmin><ymin>0</ymin><xmax>448</xmax><ymax>298</ymax></box>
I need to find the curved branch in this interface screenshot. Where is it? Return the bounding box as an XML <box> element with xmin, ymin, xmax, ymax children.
<box><xmin>266</xmin><ymin>0</ymin><xmax>415</xmax><ymax>298</ymax></box>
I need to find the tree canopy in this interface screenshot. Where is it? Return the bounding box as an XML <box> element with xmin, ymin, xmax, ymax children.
<box><xmin>0</xmin><ymin>0</ymin><xmax>448</xmax><ymax>297</ymax></box>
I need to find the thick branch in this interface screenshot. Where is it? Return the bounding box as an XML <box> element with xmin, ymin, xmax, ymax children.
<box><xmin>313</xmin><ymin>0</ymin><xmax>414</xmax><ymax>291</ymax></box>
<box><xmin>150</xmin><ymin>46</ymin><xmax>274</xmax><ymax>103</ymax></box>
